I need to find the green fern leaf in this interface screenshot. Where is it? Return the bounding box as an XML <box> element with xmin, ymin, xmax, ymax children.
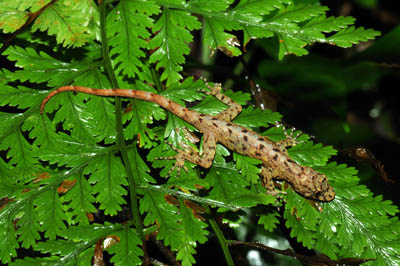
<box><xmin>262</xmin><ymin>126</ymin><xmax>286</xmax><ymax>142</ymax></box>
<box><xmin>3</xmin><ymin>46</ymin><xmax>98</xmax><ymax>87</ymax></box>
<box><xmin>233</xmin><ymin>153</ymin><xmax>261</xmax><ymax>184</ymax></box>
<box><xmin>176</xmin><ymin>201</ymin><xmax>208</xmax><ymax>266</ymax></box>
<box><xmin>140</xmin><ymin>190</ymin><xmax>183</xmax><ymax>249</ymax></box>
<box><xmin>10</xmin><ymin>256</ymin><xmax>60</xmax><ymax>265</ymax></box>
<box><xmin>149</xmin><ymin>8</ymin><xmax>201</xmax><ymax>85</ymax></box>
<box><xmin>0</xmin><ymin>0</ymin><xmax>33</xmax><ymax>34</ymax></box>
<box><xmin>230</xmin><ymin>0</ymin><xmax>283</xmax><ymax>46</ymax></box>
<box><xmin>63</xmin><ymin>171</ymin><xmax>96</xmax><ymax>225</ymax></box>
<box><xmin>37</xmin><ymin>135</ymin><xmax>106</xmax><ymax>168</ymax></box>
<box><xmin>34</xmin><ymin>239</ymin><xmax>88</xmax><ymax>265</ymax></box>
<box><xmin>45</xmin><ymin>90</ymin><xmax>105</xmax><ymax>143</ymax></box>
<box><xmin>0</xmin><ymin>219</ymin><xmax>19</xmax><ymax>264</ymax></box>
<box><xmin>234</xmin><ymin>106</ymin><xmax>282</xmax><ymax>128</ymax></box>
<box><xmin>192</xmin><ymin>90</ymin><xmax>251</xmax><ymax>115</ymax></box>
<box><xmin>176</xmin><ymin>242</ymin><xmax>196</xmax><ymax>266</ymax></box>
<box><xmin>272</xmin><ymin>3</ymin><xmax>328</xmax><ymax>23</ymax></box>
<box><xmin>128</xmin><ymin>145</ymin><xmax>157</xmax><ymax>184</ymax></box>
<box><xmin>16</xmin><ymin>201</ymin><xmax>41</xmax><ymax>248</ymax></box>
<box><xmin>302</xmin><ymin>15</ymin><xmax>355</xmax><ymax>41</ymax></box>
<box><xmin>202</xmin><ymin>15</ymin><xmax>241</xmax><ymax>57</ymax></box>
<box><xmin>191</xmin><ymin>0</ymin><xmax>238</xmax><ymax>54</ymax></box>
<box><xmin>108</xmin><ymin>225</ymin><xmax>143</xmax><ymax>266</ymax></box>
<box><xmin>283</xmin><ymin>189</ymin><xmax>320</xmax><ymax>249</ymax></box>
<box><xmin>206</xmin><ymin>161</ymin><xmax>274</xmax><ymax>207</ymax></box>
<box><xmin>0</xmin><ymin>161</ymin><xmax>16</xmax><ymax>198</ymax></box>
<box><xmin>327</xmin><ymin>26</ymin><xmax>381</xmax><ymax>48</ymax></box>
<box><xmin>0</xmin><ymin>85</ymin><xmax>45</xmax><ymax>109</ymax></box>
<box><xmin>163</xmin><ymin>77</ymin><xmax>206</xmax><ymax>104</ymax></box>
<box><xmin>313</xmin><ymin>162</ymin><xmax>400</xmax><ymax>265</ymax></box>
<box><xmin>35</xmin><ymin>189</ymin><xmax>67</xmax><ymax>240</ymax></box>
<box><xmin>0</xmin><ymin>129</ymin><xmax>38</xmax><ymax>179</ymax></box>
<box><xmin>86</xmin><ymin>152</ymin><xmax>128</xmax><ymax>216</ymax></box>
<box><xmin>31</xmin><ymin>0</ymin><xmax>98</xmax><ymax>47</ymax></box>
<box><xmin>258</xmin><ymin>211</ymin><xmax>280</xmax><ymax>232</ymax></box>
<box><xmin>107</xmin><ymin>0</ymin><xmax>159</xmax><ymax>79</ymax></box>
<box><xmin>179</xmin><ymin>199</ymin><xmax>208</xmax><ymax>244</ymax></box>
<box><xmin>288</xmin><ymin>141</ymin><xmax>337</xmax><ymax>167</ymax></box>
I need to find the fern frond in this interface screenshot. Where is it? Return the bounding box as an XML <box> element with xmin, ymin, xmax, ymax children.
<box><xmin>149</xmin><ymin>8</ymin><xmax>201</xmax><ymax>85</ymax></box>
<box><xmin>86</xmin><ymin>152</ymin><xmax>128</xmax><ymax>216</ymax></box>
<box><xmin>107</xmin><ymin>0</ymin><xmax>159</xmax><ymax>79</ymax></box>
<box><xmin>31</xmin><ymin>0</ymin><xmax>98</xmax><ymax>47</ymax></box>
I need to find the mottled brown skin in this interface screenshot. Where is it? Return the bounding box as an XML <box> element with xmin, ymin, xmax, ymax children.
<box><xmin>41</xmin><ymin>85</ymin><xmax>335</xmax><ymax>201</ymax></box>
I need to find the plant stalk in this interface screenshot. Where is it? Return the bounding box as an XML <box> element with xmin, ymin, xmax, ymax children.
<box><xmin>99</xmin><ymin>2</ymin><xmax>148</xmax><ymax>265</ymax></box>
<box><xmin>207</xmin><ymin>207</ymin><xmax>235</xmax><ymax>266</ymax></box>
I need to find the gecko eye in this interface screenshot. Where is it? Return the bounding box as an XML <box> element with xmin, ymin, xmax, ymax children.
<box><xmin>314</xmin><ymin>191</ymin><xmax>323</xmax><ymax>199</ymax></box>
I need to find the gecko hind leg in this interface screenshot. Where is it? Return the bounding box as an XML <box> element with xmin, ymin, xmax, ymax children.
<box><xmin>157</xmin><ymin>133</ymin><xmax>217</xmax><ymax>175</ymax></box>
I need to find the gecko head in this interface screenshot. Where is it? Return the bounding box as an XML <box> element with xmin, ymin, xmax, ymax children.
<box><xmin>310</xmin><ymin>173</ymin><xmax>335</xmax><ymax>202</ymax></box>
<box><xmin>294</xmin><ymin>171</ymin><xmax>335</xmax><ymax>202</ymax></box>
<box><xmin>313</xmin><ymin>185</ymin><xmax>335</xmax><ymax>202</ymax></box>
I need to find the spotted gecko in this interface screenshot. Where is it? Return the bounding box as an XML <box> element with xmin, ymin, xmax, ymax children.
<box><xmin>40</xmin><ymin>85</ymin><xmax>335</xmax><ymax>201</ymax></box>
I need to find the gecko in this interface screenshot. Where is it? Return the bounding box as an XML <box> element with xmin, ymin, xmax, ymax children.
<box><xmin>40</xmin><ymin>84</ymin><xmax>335</xmax><ymax>202</ymax></box>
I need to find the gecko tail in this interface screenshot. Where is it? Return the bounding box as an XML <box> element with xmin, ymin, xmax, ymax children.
<box><xmin>40</xmin><ymin>85</ymin><xmax>141</xmax><ymax>114</ymax></box>
<box><xmin>40</xmin><ymin>85</ymin><xmax>83</xmax><ymax>114</ymax></box>
<box><xmin>40</xmin><ymin>86</ymin><xmax>196</xmax><ymax>123</ymax></box>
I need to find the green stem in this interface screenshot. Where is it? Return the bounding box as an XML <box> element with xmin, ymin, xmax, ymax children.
<box><xmin>98</xmin><ymin>2</ymin><xmax>148</xmax><ymax>264</ymax></box>
<box><xmin>207</xmin><ymin>208</ymin><xmax>235</xmax><ymax>266</ymax></box>
<box><xmin>151</xmin><ymin>67</ymin><xmax>163</xmax><ymax>92</ymax></box>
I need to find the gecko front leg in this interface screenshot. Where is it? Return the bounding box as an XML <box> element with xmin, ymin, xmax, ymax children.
<box><xmin>260</xmin><ymin>166</ymin><xmax>286</xmax><ymax>197</ymax></box>
<box><xmin>205</xmin><ymin>83</ymin><xmax>242</xmax><ymax>121</ymax></box>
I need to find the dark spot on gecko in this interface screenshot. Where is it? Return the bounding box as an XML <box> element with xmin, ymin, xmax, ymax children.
<box><xmin>227</xmin><ymin>122</ymin><xmax>232</xmax><ymax>126</ymax></box>
<box><xmin>286</xmin><ymin>166</ymin><xmax>293</xmax><ymax>174</ymax></box>
<box><xmin>199</xmin><ymin>118</ymin><xmax>203</xmax><ymax>123</ymax></box>
<box><xmin>211</xmin><ymin>117</ymin><xmax>218</xmax><ymax>120</ymax></box>
<box><xmin>284</xmin><ymin>161</ymin><xmax>289</xmax><ymax>168</ymax></box>
<box><xmin>259</xmin><ymin>144</ymin><xmax>264</xmax><ymax>150</ymax></box>
<box><xmin>273</xmin><ymin>154</ymin><xmax>278</xmax><ymax>161</ymax></box>
<box><xmin>221</xmin><ymin>95</ymin><xmax>225</xmax><ymax>100</ymax></box>
<box><xmin>212</xmin><ymin>123</ymin><xmax>219</xmax><ymax>128</ymax></box>
<box><xmin>255</xmin><ymin>152</ymin><xmax>261</xmax><ymax>157</ymax></box>
<box><xmin>243</xmin><ymin>135</ymin><xmax>248</xmax><ymax>142</ymax></box>
<box><xmin>228</xmin><ymin>128</ymin><xmax>232</xmax><ymax>134</ymax></box>
<box><xmin>242</xmin><ymin>128</ymin><xmax>248</xmax><ymax>133</ymax></box>
<box><xmin>258</xmin><ymin>137</ymin><xmax>264</xmax><ymax>141</ymax></box>
<box><xmin>287</xmin><ymin>159</ymin><xmax>295</xmax><ymax>164</ymax></box>
<box><xmin>273</xmin><ymin>148</ymin><xmax>280</xmax><ymax>153</ymax></box>
<box><xmin>200</xmin><ymin>113</ymin><xmax>205</xmax><ymax>116</ymax></box>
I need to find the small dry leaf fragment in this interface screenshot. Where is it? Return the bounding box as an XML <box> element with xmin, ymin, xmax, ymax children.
<box><xmin>183</xmin><ymin>199</ymin><xmax>205</xmax><ymax>213</ymax></box>
<box><xmin>164</xmin><ymin>194</ymin><xmax>179</xmax><ymax>206</ymax></box>
<box><xmin>0</xmin><ymin>197</ymin><xmax>13</xmax><ymax>211</ymax></box>
<box><xmin>103</xmin><ymin>235</ymin><xmax>120</xmax><ymax>249</ymax></box>
<box><xmin>57</xmin><ymin>179</ymin><xmax>77</xmax><ymax>194</ymax></box>
<box><xmin>86</xmin><ymin>212</ymin><xmax>94</xmax><ymax>222</ymax></box>
<box><xmin>92</xmin><ymin>238</ymin><xmax>106</xmax><ymax>266</ymax></box>
<box><xmin>33</xmin><ymin>172</ymin><xmax>51</xmax><ymax>183</ymax></box>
